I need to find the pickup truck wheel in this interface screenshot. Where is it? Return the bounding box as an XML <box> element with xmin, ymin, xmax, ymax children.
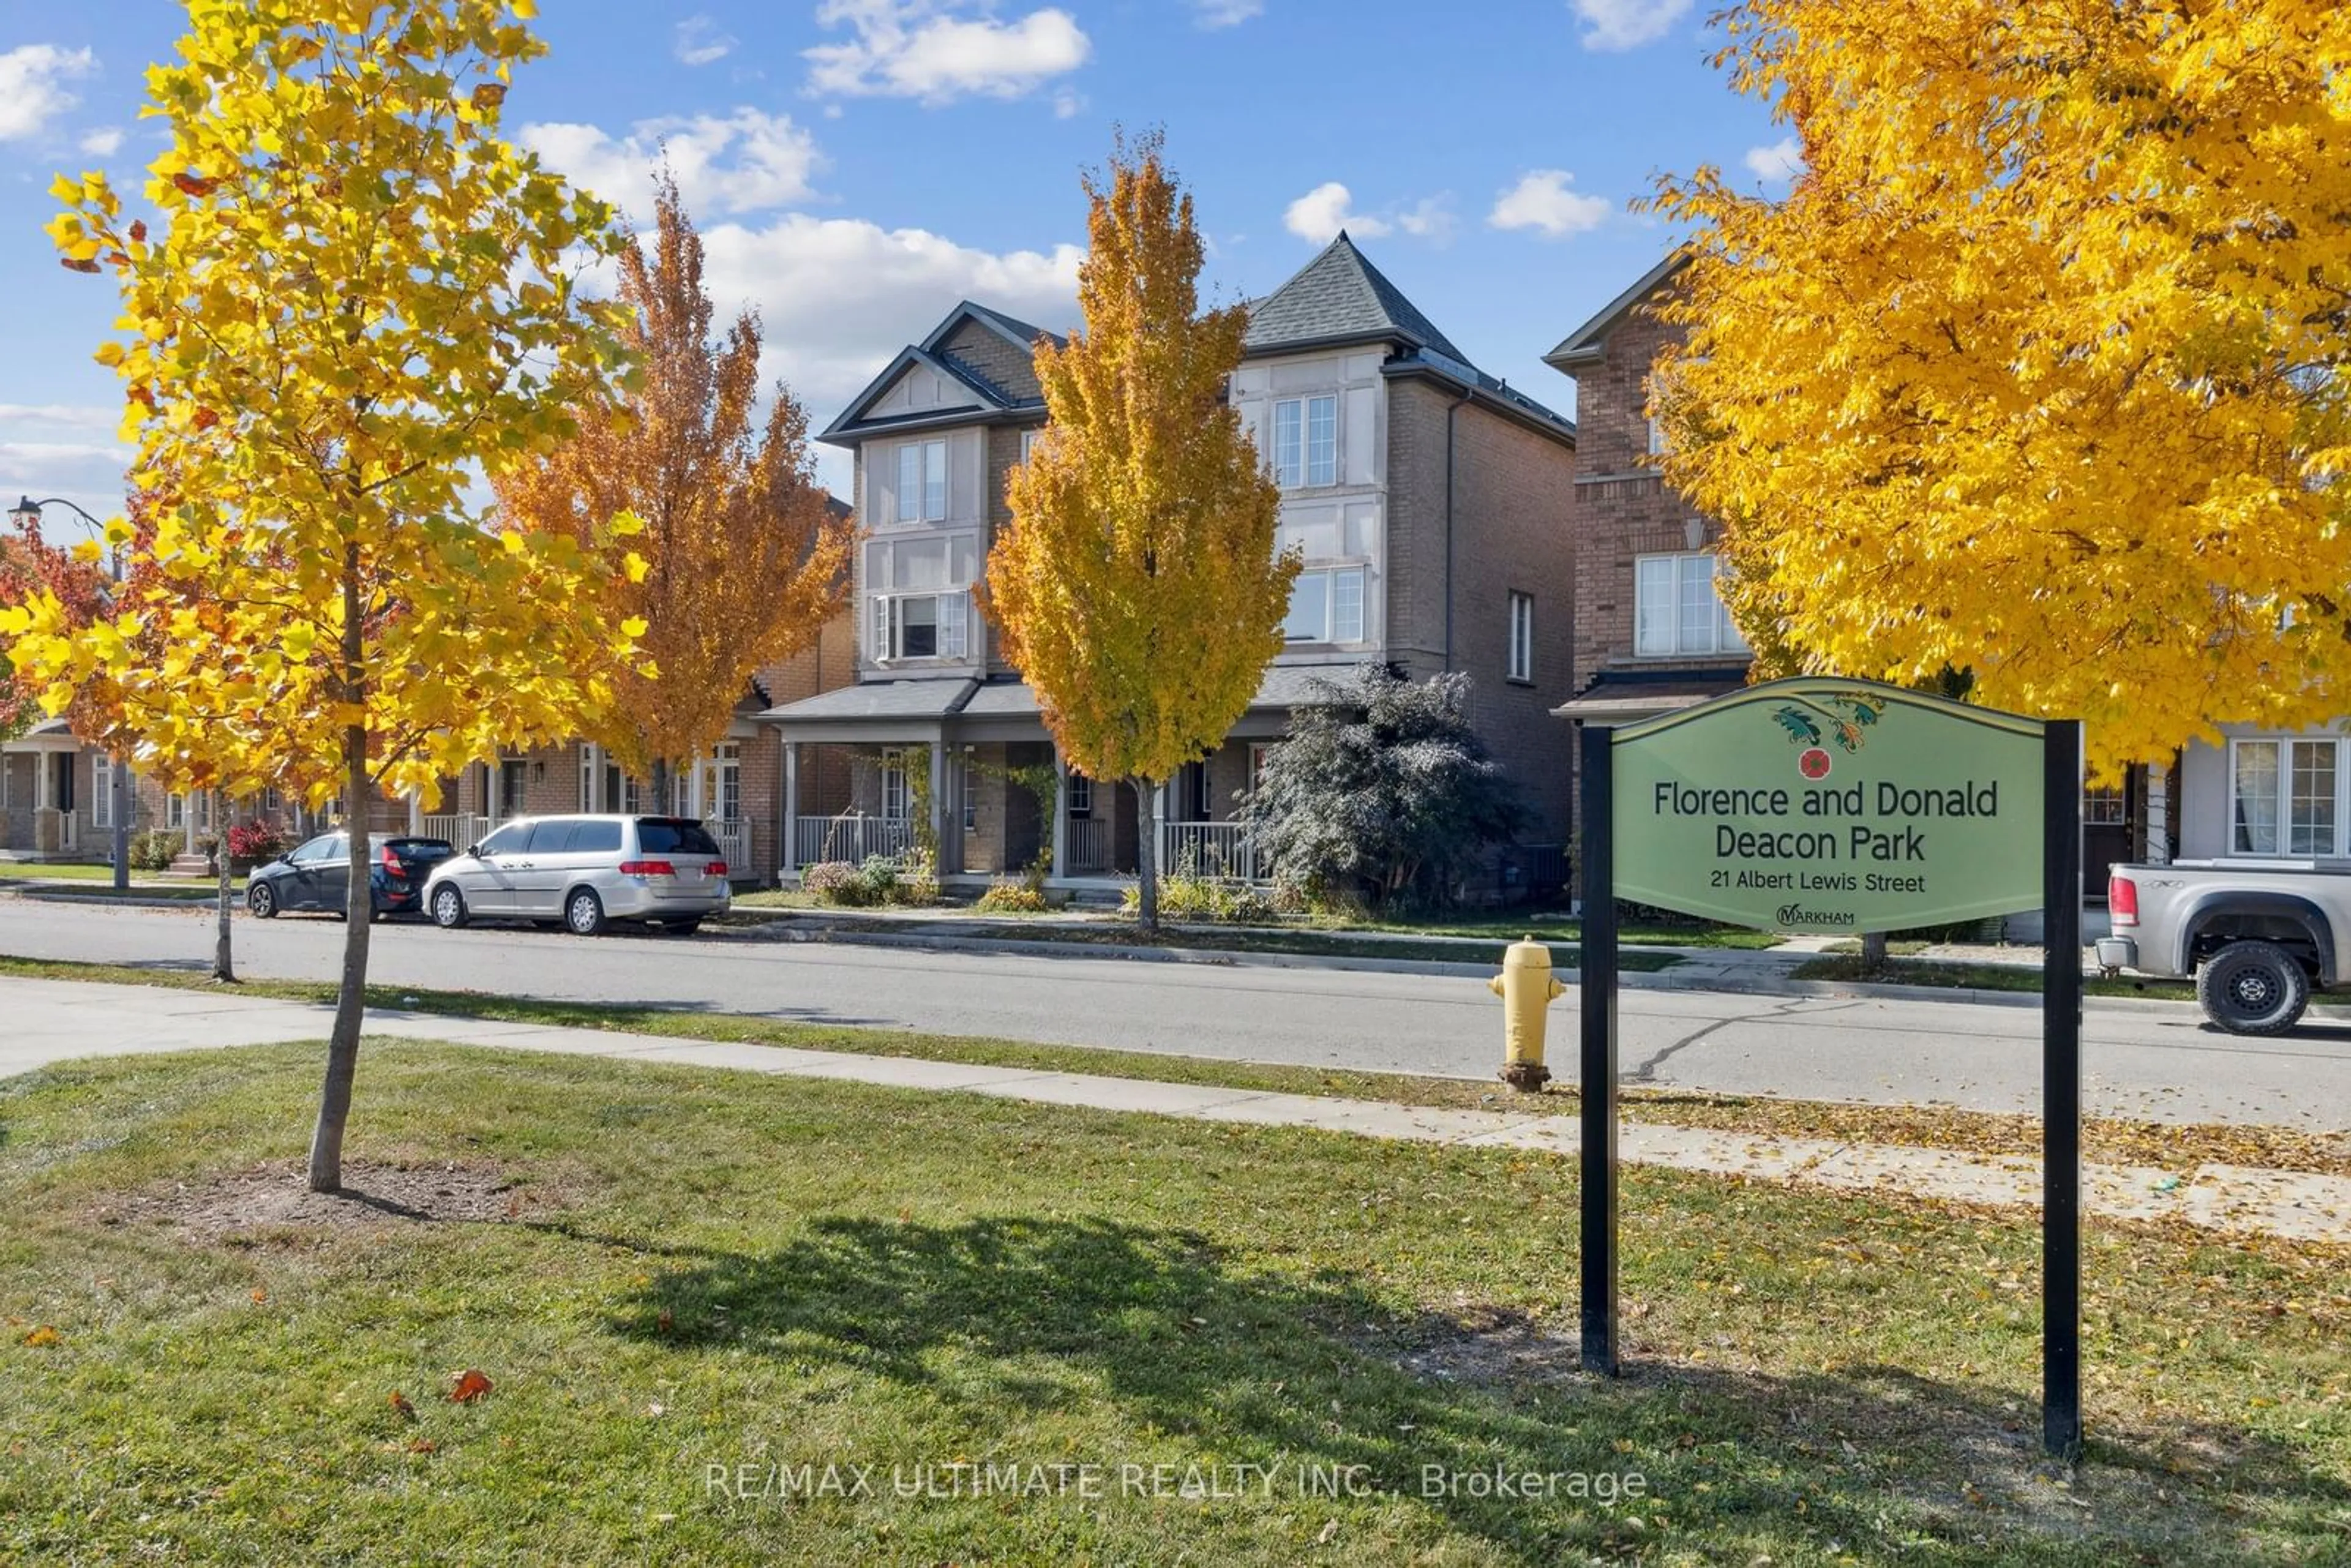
<box><xmin>2197</xmin><ymin>940</ymin><xmax>2310</xmax><ymax>1035</ymax></box>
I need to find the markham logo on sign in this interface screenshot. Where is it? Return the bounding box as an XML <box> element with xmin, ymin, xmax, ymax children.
<box><xmin>1610</xmin><ymin>677</ymin><xmax>2045</xmax><ymax>935</ymax></box>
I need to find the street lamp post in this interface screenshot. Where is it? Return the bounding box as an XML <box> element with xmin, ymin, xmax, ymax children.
<box><xmin>9</xmin><ymin>495</ymin><xmax>130</xmax><ymax>890</ymax></box>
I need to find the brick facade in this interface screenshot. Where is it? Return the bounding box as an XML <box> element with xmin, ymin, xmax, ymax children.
<box><xmin>1383</xmin><ymin>377</ymin><xmax>1578</xmax><ymax>840</ymax></box>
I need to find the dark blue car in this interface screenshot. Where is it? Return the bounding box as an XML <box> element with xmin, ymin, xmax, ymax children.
<box><xmin>246</xmin><ymin>833</ymin><xmax>455</xmax><ymax>921</ymax></box>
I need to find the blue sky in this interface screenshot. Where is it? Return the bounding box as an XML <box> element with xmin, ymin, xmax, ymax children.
<box><xmin>0</xmin><ymin>0</ymin><xmax>1796</xmax><ymax>532</ymax></box>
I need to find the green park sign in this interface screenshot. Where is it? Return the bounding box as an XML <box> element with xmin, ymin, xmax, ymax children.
<box><xmin>1610</xmin><ymin>678</ymin><xmax>2046</xmax><ymax>935</ymax></box>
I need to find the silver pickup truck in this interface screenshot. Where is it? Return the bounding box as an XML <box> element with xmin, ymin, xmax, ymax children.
<box><xmin>2101</xmin><ymin>860</ymin><xmax>2351</xmax><ymax>1034</ymax></box>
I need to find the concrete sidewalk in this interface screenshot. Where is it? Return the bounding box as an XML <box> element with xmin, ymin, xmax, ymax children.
<box><xmin>5</xmin><ymin>975</ymin><xmax>2346</xmax><ymax>1245</ymax></box>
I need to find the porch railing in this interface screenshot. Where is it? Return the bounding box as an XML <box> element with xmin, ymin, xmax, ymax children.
<box><xmin>708</xmin><ymin>818</ymin><xmax>751</xmax><ymax>877</ymax></box>
<box><xmin>796</xmin><ymin>814</ymin><xmax>912</xmax><ymax>868</ymax></box>
<box><xmin>420</xmin><ymin>812</ymin><xmax>490</xmax><ymax>850</ymax></box>
<box><xmin>1157</xmin><ymin>820</ymin><xmax>1261</xmax><ymax>883</ymax></box>
<box><xmin>1065</xmin><ymin>816</ymin><xmax>1112</xmax><ymax>874</ymax></box>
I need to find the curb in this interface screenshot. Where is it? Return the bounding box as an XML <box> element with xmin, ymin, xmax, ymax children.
<box><xmin>2</xmin><ymin>886</ymin><xmax>225</xmax><ymax>910</ymax></box>
<box><xmin>713</xmin><ymin>918</ymin><xmax>2273</xmax><ymax>1019</ymax></box>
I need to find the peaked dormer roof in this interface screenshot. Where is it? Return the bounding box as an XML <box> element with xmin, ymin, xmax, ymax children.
<box><xmin>820</xmin><ymin>298</ymin><xmax>1068</xmax><ymax>446</ymax></box>
<box><xmin>1543</xmin><ymin>249</ymin><xmax>1689</xmax><ymax>372</ymax></box>
<box><xmin>922</xmin><ymin>299</ymin><xmax>1065</xmax><ymax>359</ymax></box>
<box><xmin>1243</xmin><ymin>231</ymin><xmax>1469</xmax><ymax>361</ymax></box>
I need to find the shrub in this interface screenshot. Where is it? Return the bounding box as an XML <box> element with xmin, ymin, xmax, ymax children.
<box><xmin>891</xmin><ymin>851</ymin><xmax>940</xmax><ymax>906</ymax></box>
<box><xmin>1119</xmin><ymin>871</ymin><xmax>1273</xmax><ymax>925</ymax></box>
<box><xmin>130</xmin><ymin>830</ymin><xmax>179</xmax><ymax>872</ymax></box>
<box><xmin>976</xmin><ymin>881</ymin><xmax>1048</xmax><ymax>914</ymax></box>
<box><xmin>1239</xmin><ymin>666</ymin><xmax>1526</xmax><ymax>913</ymax></box>
<box><xmin>801</xmin><ymin>860</ymin><xmax>864</xmax><ymax>904</ymax></box>
<box><xmin>225</xmin><ymin>820</ymin><xmax>286</xmax><ymax>863</ymax></box>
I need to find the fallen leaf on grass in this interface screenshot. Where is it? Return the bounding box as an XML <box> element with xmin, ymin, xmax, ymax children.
<box><xmin>407</xmin><ymin>1438</ymin><xmax>437</xmax><ymax>1454</ymax></box>
<box><xmin>450</xmin><ymin>1369</ymin><xmax>493</xmax><ymax>1403</ymax></box>
<box><xmin>389</xmin><ymin>1392</ymin><xmax>416</xmax><ymax>1421</ymax></box>
<box><xmin>250</xmin><ymin>1288</ymin><xmax>268</xmax><ymax>1304</ymax></box>
<box><xmin>21</xmin><ymin>1326</ymin><xmax>61</xmax><ymax>1348</ymax></box>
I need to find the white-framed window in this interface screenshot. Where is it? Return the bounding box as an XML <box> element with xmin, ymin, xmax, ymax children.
<box><xmin>1284</xmin><ymin>565</ymin><xmax>1367</xmax><ymax>644</ymax></box>
<box><xmin>705</xmin><ymin>742</ymin><xmax>741</xmax><ymax>824</ymax></box>
<box><xmin>866</xmin><ymin>533</ymin><xmax>978</xmax><ymax>663</ymax></box>
<box><xmin>880</xmin><ymin>749</ymin><xmax>910</xmax><ymax>823</ymax></box>
<box><xmin>167</xmin><ymin>792</ymin><xmax>212</xmax><ymax>831</ymax></box>
<box><xmin>93</xmin><ymin>756</ymin><xmax>114</xmax><ymax>830</ymax></box>
<box><xmin>1647</xmin><ymin>414</ymin><xmax>1669</xmax><ymax>458</ymax></box>
<box><xmin>1272</xmin><ymin>394</ymin><xmax>1338</xmax><ymax>489</ymax></box>
<box><xmin>1634</xmin><ymin>552</ymin><xmax>1747</xmax><ymax>658</ymax></box>
<box><xmin>893</xmin><ymin>439</ymin><xmax>948</xmax><ymax>523</ymax></box>
<box><xmin>961</xmin><ymin>746</ymin><xmax>978</xmax><ymax>832</ymax></box>
<box><xmin>1507</xmin><ymin>591</ymin><xmax>1534</xmax><ymax>683</ymax></box>
<box><xmin>1020</xmin><ymin>427</ymin><xmax>1043</xmax><ymax>463</ymax></box>
<box><xmin>1248</xmin><ymin>743</ymin><xmax>1274</xmax><ymax>795</ymax></box>
<box><xmin>1067</xmin><ymin>771</ymin><xmax>1092</xmax><ymax>819</ymax></box>
<box><xmin>2231</xmin><ymin>737</ymin><xmax>2345</xmax><ymax>857</ymax></box>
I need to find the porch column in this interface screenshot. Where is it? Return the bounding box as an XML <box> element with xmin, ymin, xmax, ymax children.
<box><xmin>406</xmin><ymin>791</ymin><xmax>423</xmax><ymax>835</ymax></box>
<box><xmin>926</xmin><ymin>738</ymin><xmax>947</xmax><ymax>869</ymax></box>
<box><xmin>688</xmin><ymin>749</ymin><xmax>707</xmax><ymax>821</ymax></box>
<box><xmin>1051</xmin><ymin>752</ymin><xmax>1069</xmax><ymax>880</ymax></box>
<box><xmin>782</xmin><ymin>741</ymin><xmax>800</xmax><ymax>876</ymax></box>
<box><xmin>182</xmin><ymin>790</ymin><xmax>198</xmax><ymax>855</ymax></box>
<box><xmin>2145</xmin><ymin>760</ymin><xmax>2170</xmax><ymax>866</ymax></box>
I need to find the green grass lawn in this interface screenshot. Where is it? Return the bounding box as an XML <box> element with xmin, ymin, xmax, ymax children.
<box><xmin>0</xmin><ymin>860</ymin><xmax>143</xmax><ymax>882</ymax></box>
<box><xmin>2</xmin><ymin>1043</ymin><xmax>2347</xmax><ymax>1564</ymax></box>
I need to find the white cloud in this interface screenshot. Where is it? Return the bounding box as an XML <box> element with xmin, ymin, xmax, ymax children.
<box><xmin>0</xmin><ymin>44</ymin><xmax>97</xmax><ymax>142</ymax></box>
<box><xmin>804</xmin><ymin>0</ymin><xmax>1090</xmax><ymax>104</ymax></box>
<box><xmin>1284</xmin><ymin>183</ymin><xmax>1457</xmax><ymax>247</ymax></box>
<box><xmin>520</xmin><ymin>110</ymin><xmax>823</xmax><ymax>222</ymax></box>
<box><xmin>1487</xmin><ymin>170</ymin><xmax>1612</xmax><ymax>238</ymax></box>
<box><xmin>684</xmin><ymin>214</ymin><xmax>1082</xmax><ymax>412</ymax></box>
<box><xmin>1193</xmin><ymin>0</ymin><xmax>1262</xmax><ymax>26</ymax></box>
<box><xmin>1051</xmin><ymin>86</ymin><xmax>1085</xmax><ymax>119</ymax></box>
<box><xmin>1569</xmin><ymin>0</ymin><xmax>1693</xmax><ymax>51</ymax></box>
<box><xmin>1742</xmin><ymin>135</ymin><xmax>1804</xmax><ymax>188</ymax></box>
<box><xmin>673</xmin><ymin>15</ymin><xmax>737</xmax><ymax>66</ymax></box>
<box><xmin>0</xmin><ymin>405</ymin><xmax>135</xmax><ymax>541</ymax></box>
<box><xmin>1284</xmin><ymin>182</ymin><xmax>1386</xmax><ymax>244</ymax></box>
<box><xmin>78</xmin><ymin>126</ymin><xmax>124</xmax><ymax>157</ymax></box>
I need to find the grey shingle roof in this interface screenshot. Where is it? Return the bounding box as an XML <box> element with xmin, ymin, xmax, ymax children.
<box><xmin>1243</xmin><ymin>232</ymin><xmax>1468</xmax><ymax>361</ymax></box>
<box><xmin>760</xmin><ymin>679</ymin><xmax>977</xmax><ymax>724</ymax></box>
<box><xmin>958</xmin><ymin>301</ymin><xmax>1065</xmax><ymax>353</ymax></box>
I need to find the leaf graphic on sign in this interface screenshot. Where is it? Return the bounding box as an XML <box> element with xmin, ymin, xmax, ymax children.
<box><xmin>1774</xmin><ymin>707</ymin><xmax>1821</xmax><ymax>746</ymax></box>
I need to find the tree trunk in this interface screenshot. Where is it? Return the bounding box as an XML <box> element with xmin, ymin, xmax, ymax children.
<box><xmin>309</xmin><ymin>554</ymin><xmax>373</xmax><ymax>1195</ymax></box>
<box><xmin>212</xmin><ymin>790</ymin><xmax>235</xmax><ymax>983</ymax></box>
<box><xmin>111</xmin><ymin>756</ymin><xmax>130</xmax><ymax>893</ymax></box>
<box><xmin>1131</xmin><ymin>776</ymin><xmax>1159</xmax><ymax>933</ymax></box>
<box><xmin>1860</xmin><ymin>929</ymin><xmax>1889</xmax><ymax>975</ymax></box>
<box><xmin>650</xmin><ymin>756</ymin><xmax>673</xmax><ymax>817</ymax></box>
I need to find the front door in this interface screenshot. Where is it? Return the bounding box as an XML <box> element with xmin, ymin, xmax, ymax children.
<box><xmin>2083</xmin><ymin>770</ymin><xmax>2137</xmax><ymax>901</ymax></box>
<box><xmin>53</xmin><ymin>755</ymin><xmax>78</xmax><ymax>852</ymax></box>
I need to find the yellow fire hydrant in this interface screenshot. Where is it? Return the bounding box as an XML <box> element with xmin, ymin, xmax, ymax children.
<box><xmin>1489</xmin><ymin>936</ymin><xmax>1565</xmax><ymax>1091</ymax></box>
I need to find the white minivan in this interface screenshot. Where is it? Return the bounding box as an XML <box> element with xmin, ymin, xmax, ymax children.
<box><xmin>422</xmin><ymin>815</ymin><xmax>730</xmax><ymax>936</ymax></box>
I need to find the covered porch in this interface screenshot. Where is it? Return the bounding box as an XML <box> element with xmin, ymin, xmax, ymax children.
<box><xmin>0</xmin><ymin>722</ymin><xmax>93</xmax><ymax>861</ymax></box>
<box><xmin>763</xmin><ymin>677</ymin><xmax>1142</xmax><ymax>892</ymax></box>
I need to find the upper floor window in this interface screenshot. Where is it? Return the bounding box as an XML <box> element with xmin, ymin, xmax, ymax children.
<box><xmin>1507</xmin><ymin>591</ymin><xmax>1534</xmax><ymax>683</ymax></box>
<box><xmin>1635</xmin><ymin>553</ymin><xmax>1747</xmax><ymax>658</ymax></box>
<box><xmin>866</xmin><ymin>533</ymin><xmax>978</xmax><ymax>662</ymax></box>
<box><xmin>1646</xmin><ymin>414</ymin><xmax>1669</xmax><ymax>459</ymax></box>
<box><xmin>1272</xmin><ymin>395</ymin><xmax>1338</xmax><ymax>489</ymax></box>
<box><xmin>894</xmin><ymin>439</ymin><xmax>948</xmax><ymax>523</ymax></box>
<box><xmin>1020</xmin><ymin>428</ymin><xmax>1043</xmax><ymax>463</ymax></box>
<box><xmin>1285</xmin><ymin>565</ymin><xmax>1365</xmax><ymax>644</ymax></box>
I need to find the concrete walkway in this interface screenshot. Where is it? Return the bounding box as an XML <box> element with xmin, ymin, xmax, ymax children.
<box><xmin>6</xmin><ymin>975</ymin><xmax>2347</xmax><ymax>1245</ymax></box>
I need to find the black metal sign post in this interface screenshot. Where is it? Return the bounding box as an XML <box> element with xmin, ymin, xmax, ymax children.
<box><xmin>2042</xmin><ymin>720</ymin><xmax>2083</xmax><ymax>1462</ymax></box>
<box><xmin>1578</xmin><ymin>723</ymin><xmax>1619</xmax><ymax>1376</ymax></box>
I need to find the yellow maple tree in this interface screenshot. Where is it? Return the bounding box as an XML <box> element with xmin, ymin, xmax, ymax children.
<box><xmin>494</xmin><ymin>172</ymin><xmax>856</xmax><ymax>805</ymax></box>
<box><xmin>984</xmin><ymin>132</ymin><xmax>1293</xmax><ymax>930</ymax></box>
<box><xmin>1649</xmin><ymin>0</ymin><xmax>2351</xmax><ymax>776</ymax></box>
<box><xmin>2</xmin><ymin>0</ymin><xmax>643</xmax><ymax>1191</ymax></box>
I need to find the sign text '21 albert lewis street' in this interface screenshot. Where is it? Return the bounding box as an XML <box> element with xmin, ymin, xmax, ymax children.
<box><xmin>1608</xmin><ymin>679</ymin><xmax>2047</xmax><ymax>936</ymax></box>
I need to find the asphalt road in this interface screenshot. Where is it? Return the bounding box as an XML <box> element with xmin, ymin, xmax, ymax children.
<box><xmin>2</xmin><ymin>898</ymin><xmax>2346</xmax><ymax>1130</ymax></box>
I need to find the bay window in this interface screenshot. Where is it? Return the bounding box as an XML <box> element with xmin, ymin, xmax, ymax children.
<box><xmin>894</xmin><ymin>440</ymin><xmax>948</xmax><ymax>523</ymax></box>
<box><xmin>866</xmin><ymin>533</ymin><xmax>978</xmax><ymax>662</ymax></box>
<box><xmin>1272</xmin><ymin>394</ymin><xmax>1338</xmax><ymax>489</ymax></box>
<box><xmin>1635</xmin><ymin>552</ymin><xmax>1747</xmax><ymax>658</ymax></box>
<box><xmin>2232</xmin><ymin>737</ymin><xmax>2345</xmax><ymax>856</ymax></box>
<box><xmin>1284</xmin><ymin>565</ymin><xmax>1365</xmax><ymax>644</ymax></box>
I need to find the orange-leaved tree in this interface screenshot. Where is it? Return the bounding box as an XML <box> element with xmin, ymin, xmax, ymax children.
<box><xmin>986</xmin><ymin>131</ymin><xmax>1293</xmax><ymax>931</ymax></box>
<box><xmin>0</xmin><ymin>509</ymin><xmax>109</xmax><ymax>743</ymax></box>
<box><xmin>1648</xmin><ymin>0</ymin><xmax>2351</xmax><ymax>779</ymax></box>
<box><xmin>495</xmin><ymin>171</ymin><xmax>855</xmax><ymax>809</ymax></box>
<box><xmin>3</xmin><ymin>0</ymin><xmax>644</xmax><ymax>1193</ymax></box>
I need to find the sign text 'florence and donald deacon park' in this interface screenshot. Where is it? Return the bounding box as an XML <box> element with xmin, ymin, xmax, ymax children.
<box><xmin>1609</xmin><ymin>678</ymin><xmax>2045</xmax><ymax>935</ymax></box>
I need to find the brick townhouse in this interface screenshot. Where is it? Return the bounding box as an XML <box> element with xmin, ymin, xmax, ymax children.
<box><xmin>761</xmin><ymin>232</ymin><xmax>1580</xmax><ymax>893</ymax></box>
